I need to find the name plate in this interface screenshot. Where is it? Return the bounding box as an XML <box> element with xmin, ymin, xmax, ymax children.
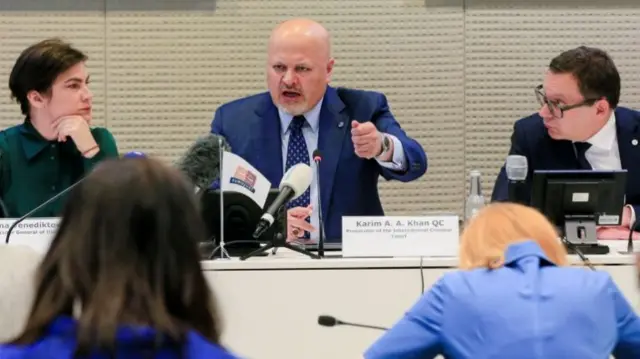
<box><xmin>342</xmin><ymin>216</ymin><xmax>459</xmax><ymax>257</ymax></box>
<box><xmin>0</xmin><ymin>218</ymin><xmax>59</xmax><ymax>253</ymax></box>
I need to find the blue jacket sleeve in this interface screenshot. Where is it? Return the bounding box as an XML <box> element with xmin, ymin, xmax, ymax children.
<box><xmin>364</xmin><ymin>277</ymin><xmax>447</xmax><ymax>359</ymax></box>
<box><xmin>372</xmin><ymin>94</ymin><xmax>427</xmax><ymax>182</ymax></box>
<box><xmin>609</xmin><ymin>277</ymin><xmax>640</xmax><ymax>358</ymax></box>
<box><xmin>211</xmin><ymin>106</ymin><xmax>224</xmax><ymax>135</ymax></box>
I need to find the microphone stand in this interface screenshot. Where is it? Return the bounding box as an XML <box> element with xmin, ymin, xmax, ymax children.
<box><xmin>241</xmin><ymin>193</ymin><xmax>320</xmax><ymax>261</ymax></box>
<box><xmin>560</xmin><ymin>236</ymin><xmax>595</xmax><ymax>270</ymax></box>
<box><xmin>317</xmin><ymin>315</ymin><xmax>388</xmax><ymax>331</ymax></box>
<box><xmin>623</xmin><ymin>217</ymin><xmax>639</xmax><ymax>254</ymax></box>
<box><xmin>240</xmin><ymin>232</ymin><xmax>320</xmax><ymax>260</ymax></box>
<box><xmin>313</xmin><ymin>151</ymin><xmax>325</xmax><ymax>258</ymax></box>
<box><xmin>5</xmin><ymin>179</ymin><xmax>84</xmax><ymax>244</ymax></box>
<box><xmin>214</xmin><ymin>137</ymin><xmax>231</xmax><ymax>260</ymax></box>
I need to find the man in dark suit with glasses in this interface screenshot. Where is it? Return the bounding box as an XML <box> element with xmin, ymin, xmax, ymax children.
<box><xmin>492</xmin><ymin>46</ymin><xmax>640</xmax><ymax>238</ymax></box>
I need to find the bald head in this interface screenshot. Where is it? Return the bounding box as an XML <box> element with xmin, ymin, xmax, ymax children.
<box><xmin>266</xmin><ymin>18</ymin><xmax>335</xmax><ymax>116</ymax></box>
<box><xmin>269</xmin><ymin>18</ymin><xmax>331</xmax><ymax>60</ymax></box>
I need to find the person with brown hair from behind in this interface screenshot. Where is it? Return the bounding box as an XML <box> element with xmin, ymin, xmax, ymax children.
<box><xmin>0</xmin><ymin>157</ymin><xmax>239</xmax><ymax>358</ymax></box>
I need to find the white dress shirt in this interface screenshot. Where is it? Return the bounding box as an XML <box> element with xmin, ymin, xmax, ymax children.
<box><xmin>581</xmin><ymin>112</ymin><xmax>634</xmax><ymax>224</ymax></box>
<box><xmin>278</xmin><ymin>98</ymin><xmax>407</xmax><ymax>240</ymax></box>
<box><xmin>583</xmin><ymin>112</ymin><xmax>621</xmax><ymax>170</ymax></box>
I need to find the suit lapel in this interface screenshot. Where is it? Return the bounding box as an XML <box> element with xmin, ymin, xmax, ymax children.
<box><xmin>615</xmin><ymin>108</ymin><xmax>640</xmax><ymax>171</ymax></box>
<box><xmin>255</xmin><ymin>95</ymin><xmax>283</xmax><ymax>185</ymax></box>
<box><xmin>318</xmin><ymin>87</ymin><xmax>349</xmax><ymax>221</ymax></box>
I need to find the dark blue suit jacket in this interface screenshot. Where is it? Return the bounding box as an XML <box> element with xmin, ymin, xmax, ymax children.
<box><xmin>492</xmin><ymin>107</ymin><xmax>640</xmax><ymax>216</ymax></box>
<box><xmin>211</xmin><ymin>86</ymin><xmax>427</xmax><ymax>242</ymax></box>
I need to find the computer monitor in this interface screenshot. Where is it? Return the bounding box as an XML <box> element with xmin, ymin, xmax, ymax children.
<box><xmin>530</xmin><ymin>169</ymin><xmax>627</xmax><ymax>254</ymax></box>
<box><xmin>199</xmin><ymin>189</ymin><xmax>286</xmax><ymax>258</ymax></box>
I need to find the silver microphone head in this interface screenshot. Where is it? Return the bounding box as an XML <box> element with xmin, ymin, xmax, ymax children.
<box><xmin>506</xmin><ymin>155</ymin><xmax>528</xmax><ymax>181</ymax></box>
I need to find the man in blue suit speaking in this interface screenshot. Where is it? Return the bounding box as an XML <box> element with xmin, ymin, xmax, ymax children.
<box><xmin>492</xmin><ymin>46</ymin><xmax>640</xmax><ymax>238</ymax></box>
<box><xmin>211</xmin><ymin>18</ymin><xmax>427</xmax><ymax>243</ymax></box>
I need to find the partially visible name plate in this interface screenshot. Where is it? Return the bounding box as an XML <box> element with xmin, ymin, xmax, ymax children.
<box><xmin>0</xmin><ymin>218</ymin><xmax>59</xmax><ymax>253</ymax></box>
<box><xmin>342</xmin><ymin>216</ymin><xmax>459</xmax><ymax>257</ymax></box>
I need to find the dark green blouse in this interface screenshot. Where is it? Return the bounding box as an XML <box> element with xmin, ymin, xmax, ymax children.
<box><xmin>0</xmin><ymin>121</ymin><xmax>119</xmax><ymax>217</ymax></box>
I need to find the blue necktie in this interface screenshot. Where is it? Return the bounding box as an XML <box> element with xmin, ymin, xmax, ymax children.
<box><xmin>574</xmin><ymin>142</ymin><xmax>592</xmax><ymax>170</ymax></box>
<box><xmin>286</xmin><ymin>115</ymin><xmax>311</xmax><ymax>238</ymax></box>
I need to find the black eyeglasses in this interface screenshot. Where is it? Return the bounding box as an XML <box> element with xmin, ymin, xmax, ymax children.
<box><xmin>535</xmin><ymin>85</ymin><xmax>600</xmax><ymax>118</ymax></box>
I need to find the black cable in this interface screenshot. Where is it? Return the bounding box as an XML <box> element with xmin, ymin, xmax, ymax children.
<box><xmin>627</xmin><ymin>219</ymin><xmax>639</xmax><ymax>254</ymax></box>
<box><xmin>560</xmin><ymin>237</ymin><xmax>595</xmax><ymax>270</ymax></box>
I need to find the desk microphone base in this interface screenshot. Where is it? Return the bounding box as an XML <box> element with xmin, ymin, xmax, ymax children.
<box><xmin>240</xmin><ymin>232</ymin><xmax>320</xmax><ymax>260</ymax></box>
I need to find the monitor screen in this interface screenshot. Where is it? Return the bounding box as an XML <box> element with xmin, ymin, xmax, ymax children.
<box><xmin>530</xmin><ymin>169</ymin><xmax>627</xmax><ymax>228</ymax></box>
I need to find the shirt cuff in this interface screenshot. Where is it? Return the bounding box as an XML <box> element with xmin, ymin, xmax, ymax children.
<box><xmin>376</xmin><ymin>134</ymin><xmax>407</xmax><ymax>171</ymax></box>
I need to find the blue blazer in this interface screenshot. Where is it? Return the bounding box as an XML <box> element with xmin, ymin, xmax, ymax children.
<box><xmin>0</xmin><ymin>316</ymin><xmax>239</xmax><ymax>358</ymax></box>
<box><xmin>211</xmin><ymin>86</ymin><xmax>427</xmax><ymax>241</ymax></box>
<box><xmin>492</xmin><ymin>107</ymin><xmax>640</xmax><ymax>216</ymax></box>
<box><xmin>364</xmin><ymin>241</ymin><xmax>640</xmax><ymax>359</ymax></box>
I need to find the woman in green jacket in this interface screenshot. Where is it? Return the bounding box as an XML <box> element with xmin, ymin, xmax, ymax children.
<box><xmin>1</xmin><ymin>38</ymin><xmax>118</xmax><ymax>217</ymax></box>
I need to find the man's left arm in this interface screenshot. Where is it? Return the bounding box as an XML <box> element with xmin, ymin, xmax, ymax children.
<box><xmin>371</xmin><ymin>94</ymin><xmax>427</xmax><ymax>182</ymax></box>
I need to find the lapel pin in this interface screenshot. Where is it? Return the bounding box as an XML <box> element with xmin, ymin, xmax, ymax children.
<box><xmin>338</xmin><ymin>121</ymin><xmax>344</xmax><ymax>128</ymax></box>
<box><xmin>633</xmin><ymin>139</ymin><xmax>638</xmax><ymax>146</ymax></box>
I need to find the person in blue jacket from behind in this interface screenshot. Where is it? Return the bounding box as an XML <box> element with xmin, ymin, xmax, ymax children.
<box><xmin>365</xmin><ymin>203</ymin><xmax>640</xmax><ymax>359</ymax></box>
<box><xmin>0</xmin><ymin>156</ymin><xmax>240</xmax><ymax>358</ymax></box>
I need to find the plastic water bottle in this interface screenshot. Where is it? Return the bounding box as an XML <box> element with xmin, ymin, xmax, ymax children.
<box><xmin>465</xmin><ymin>170</ymin><xmax>485</xmax><ymax>223</ymax></box>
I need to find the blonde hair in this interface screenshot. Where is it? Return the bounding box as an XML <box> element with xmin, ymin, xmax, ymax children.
<box><xmin>459</xmin><ymin>203</ymin><xmax>568</xmax><ymax>269</ymax></box>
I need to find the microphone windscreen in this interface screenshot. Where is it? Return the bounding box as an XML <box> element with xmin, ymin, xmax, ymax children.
<box><xmin>506</xmin><ymin>155</ymin><xmax>527</xmax><ymax>181</ymax></box>
<box><xmin>123</xmin><ymin>151</ymin><xmax>146</xmax><ymax>158</ymax></box>
<box><xmin>312</xmin><ymin>149</ymin><xmax>322</xmax><ymax>160</ymax></box>
<box><xmin>317</xmin><ymin>315</ymin><xmax>337</xmax><ymax>327</ymax></box>
<box><xmin>280</xmin><ymin>163</ymin><xmax>312</xmax><ymax>199</ymax></box>
<box><xmin>175</xmin><ymin>134</ymin><xmax>231</xmax><ymax>190</ymax></box>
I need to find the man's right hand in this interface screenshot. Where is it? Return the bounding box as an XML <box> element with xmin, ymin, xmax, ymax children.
<box><xmin>287</xmin><ymin>205</ymin><xmax>316</xmax><ymax>241</ymax></box>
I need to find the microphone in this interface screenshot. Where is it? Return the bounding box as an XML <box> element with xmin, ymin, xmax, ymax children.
<box><xmin>317</xmin><ymin>315</ymin><xmax>388</xmax><ymax>331</ymax></box>
<box><xmin>5</xmin><ymin>151</ymin><xmax>147</xmax><ymax>244</ymax></box>
<box><xmin>506</xmin><ymin>155</ymin><xmax>528</xmax><ymax>204</ymax></box>
<box><xmin>253</xmin><ymin>163</ymin><xmax>312</xmax><ymax>239</ymax></box>
<box><xmin>312</xmin><ymin>149</ymin><xmax>325</xmax><ymax>257</ymax></box>
<box><xmin>5</xmin><ymin>179</ymin><xmax>83</xmax><ymax>244</ymax></box>
<box><xmin>175</xmin><ymin>134</ymin><xmax>231</xmax><ymax>193</ymax></box>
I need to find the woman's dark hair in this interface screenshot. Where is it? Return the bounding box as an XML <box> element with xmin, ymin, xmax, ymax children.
<box><xmin>9</xmin><ymin>157</ymin><xmax>221</xmax><ymax>354</ymax></box>
<box><xmin>9</xmin><ymin>38</ymin><xmax>87</xmax><ymax>117</ymax></box>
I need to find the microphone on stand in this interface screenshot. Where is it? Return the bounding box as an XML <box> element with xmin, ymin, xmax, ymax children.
<box><xmin>253</xmin><ymin>163</ymin><xmax>313</xmax><ymax>239</ymax></box>
<box><xmin>317</xmin><ymin>315</ymin><xmax>388</xmax><ymax>331</ymax></box>
<box><xmin>312</xmin><ymin>149</ymin><xmax>325</xmax><ymax>258</ymax></box>
<box><xmin>175</xmin><ymin>134</ymin><xmax>231</xmax><ymax>194</ymax></box>
<box><xmin>5</xmin><ymin>181</ymin><xmax>82</xmax><ymax>244</ymax></box>
<box><xmin>5</xmin><ymin>151</ymin><xmax>147</xmax><ymax>244</ymax></box>
<box><xmin>506</xmin><ymin>155</ymin><xmax>528</xmax><ymax>204</ymax></box>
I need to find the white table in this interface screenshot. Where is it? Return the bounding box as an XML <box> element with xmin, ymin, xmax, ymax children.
<box><xmin>203</xmin><ymin>240</ymin><xmax>639</xmax><ymax>359</ymax></box>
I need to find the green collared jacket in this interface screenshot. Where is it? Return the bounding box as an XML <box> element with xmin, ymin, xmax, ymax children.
<box><xmin>0</xmin><ymin>121</ymin><xmax>118</xmax><ymax>217</ymax></box>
